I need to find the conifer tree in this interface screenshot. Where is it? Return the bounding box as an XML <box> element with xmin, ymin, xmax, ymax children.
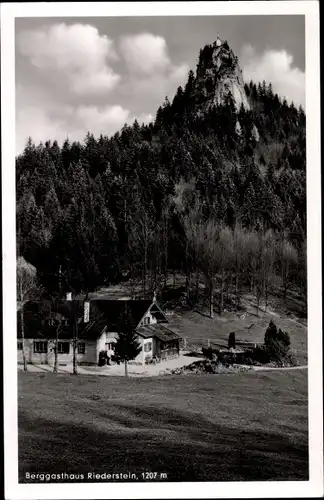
<box><xmin>114</xmin><ymin>312</ymin><xmax>142</xmax><ymax>376</ymax></box>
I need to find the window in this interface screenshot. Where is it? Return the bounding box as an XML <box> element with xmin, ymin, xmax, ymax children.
<box><xmin>144</xmin><ymin>316</ymin><xmax>150</xmax><ymax>325</ymax></box>
<box><xmin>17</xmin><ymin>341</ymin><xmax>23</xmax><ymax>350</ymax></box>
<box><xmin>33</xmin><ymin>341</ymin><xmax>48</xmax><ymax>354</ymax></box>
<box><xmin>144</xmin><ymin>342</ymin><xmax>152</xmax><ymax>352</ymax></box>
<box><xmin>57</xmin><ymin>342</ymin><xmax>70</xmax><ymax>354</ymax></box>
<box><xmin>77</xmin><ymin>342</ymin><xmax>85</xmax><ymax>354</ymax></box>
<box><xmin>105</xmin><ymin>342</ymin><xmax>115</xmax><ymax>351</ymax></box>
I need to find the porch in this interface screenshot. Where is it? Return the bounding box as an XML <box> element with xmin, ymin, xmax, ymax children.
<box><xmin>159</xmin><ymin>341</ymin><xmax>180</xmax><ymax>360</ymax></box>
<box><xmin>136</xmin><ymin>323</ymin><xmax>181</xmax><ymax>363</ymax></box>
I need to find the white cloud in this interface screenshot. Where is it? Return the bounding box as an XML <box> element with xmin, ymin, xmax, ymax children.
<box><xmin>119</xmin><ymin>32</ymin><xmax>189</xmax><ymax>88</ymax></box>
<box><xmin>135</xmin><ymin>113</ymin><xmax>154</xmax><ymax>125</ymax></box>
<box><xmin>169</xmin><ymin>63</ymin><xmax>189</xmax><ymax>83</ymax></box>
<box><xmin>75</xmin><ymin>105</ymin><xmax>130</xmax><ymax>130</ymax></box>
<box><xmin>15</xmin><ymin>84</ymin><xmax>154</xmax><ymax>154</ymax></box>
<box><xmin>17</xmin><ymin>23</ymin><xmax>120</xmax><ymax>95</ymax></box>
<box><xmin>119</xmin><ymin>33</ymin><xmax>170</xmax><ymax>74</ymax></box>
<box><xmin>122</xmin><ymin>62</ymin><xmax>188</xmax><ymax>107</ymax></box>
<box><xmin>241</xmin><ymin>45</ymin><xmax>305</xmax><ymax>107</ymax></box>
<box><xmin>16</xmin><ymin>105</ymin><xmax>65</xmax><ymax>153</ymax></box>
<box><xmin>16</xmin><ymin>83</ymin><xmax>131</xmax><ymax>153</ymax></box>
<box><xmin>16</xmin><ymin>26</ymin><xmax>188</xmax><ymax>154</ymax></box>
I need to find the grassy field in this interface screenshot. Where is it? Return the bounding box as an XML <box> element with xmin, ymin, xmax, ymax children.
<box><xmin>18</xmin><ymin>370</ymin><xmax>308</xmax><ymax>482</ymax></box>
<box><xmin>170</xmin><ymin>297</ymin><xmax>307</xmax><ymax>365</ymax></box>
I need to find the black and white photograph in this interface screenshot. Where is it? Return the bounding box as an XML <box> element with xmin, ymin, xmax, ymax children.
<box><xmin>1</xmin><ymin>1</ymin><xmax>322</xmax><ymax>499</ymax></box>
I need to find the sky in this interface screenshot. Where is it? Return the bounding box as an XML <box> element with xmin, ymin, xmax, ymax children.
<box><xmin>15</xmin><ymin>15</ymin><xmax>305</xmax><ymax>154</ymax></box>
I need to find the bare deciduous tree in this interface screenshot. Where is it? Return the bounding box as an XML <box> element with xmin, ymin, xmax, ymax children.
<box><xmin>279</xmin><ymin>237</ymin><xmax>298</xmax><ymax>304</ymax></box>
<box><xmin>128</xmin><ymin>210</ymin><xmax>155</xmax><ymax>297</ymax></box>
<box><xmin>233</xmin><ymin>224</ymin><xmax>247</xmax><ymax>310</ymax></box>
<box><xmin>17</xmin><ymin>256</ymin><xmax>43</xmax><ymax>371</ymax></box>
<box><xmin>262</xmin><ymin>230</ymin><xmax>276</xmax><ymax>312</ymax></box>
<box><xmin>41</xmin><ymin>299</ymin><xmax>65</xmax><ymax>374</ymax></box>
<box><xmin>217</xmin><ymin>226</ymin><xmax>234</xmax><ymax>314</ymax></box>
<box><xmin>184</xmin><ymin>206</ymin><xmax>203</xmax><ymax>306</ymax></box>
<box><xmin>195</xmin><ymin>220</ymin><xmax>220</xmax><ymax>318</ymax></box>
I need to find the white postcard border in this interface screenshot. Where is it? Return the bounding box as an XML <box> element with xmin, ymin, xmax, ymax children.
<box><xmin>1</xmin><ymin>2</ymin><xmax>322</xmax><ymax>499</ymax></box>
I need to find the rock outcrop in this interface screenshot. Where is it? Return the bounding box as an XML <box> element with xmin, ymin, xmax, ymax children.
<box><xmin>195</xmin><ymin>35</ymin><xmax>250</xmax><ymax>112</ymax></box>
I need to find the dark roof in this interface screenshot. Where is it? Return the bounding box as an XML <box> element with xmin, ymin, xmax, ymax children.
<box><xmin>18</xmin><ymin>299</ymin><xmax>153</xmax><ymax>340</ymax></box>
<box><xmin>17</xmin><ymin>326</ymin><xmax>74</xmax><ymax>340</ymax></box>
<box><xmin>17</xmin><ymin>301</ymin><xmax>72</xmax><ymax>340</ymax></box>
<box><xmin>88</xmin><ymin>300</ymin><xmax>152</xmax><ymax>331</ymax></box>
<box><xmin>136</xmin><ymin>324</ymin><xmax>181</xmax><ymax>343</ymax></box>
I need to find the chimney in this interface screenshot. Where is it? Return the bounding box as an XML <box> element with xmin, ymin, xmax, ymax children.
<box><xmin>153</xmin><ymin>291</ymin><xmax>157</xmax><ymax>303</ymax></box>
<box><xmin>66</xmin><ymin>292</ymin><xmax>72</xmax><ymax>301</ymax></box>
<box><xmin>84</xmin><ymin>301</ymin><xmax>90</xmax><ymax>323</ymax></box>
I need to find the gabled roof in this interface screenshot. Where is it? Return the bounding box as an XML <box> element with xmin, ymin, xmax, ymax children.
<box><xmin>136</xmin><ymin>324</ymin><xmax>181</xmax><ymax>343</ymax></box>
<box><xmin>18</xmin><ymin>299</ymin><xmax>154</xmax><ymax>340</ymax></box>
<box><xmin>149</xmin><ymin>302</ymin><xmax>169</xmax><ymax>323</ymax></box>
<box><xmin>89</xmin><ymin>300</ymin><xmax>152</xmax><ymax>331</ymax></box>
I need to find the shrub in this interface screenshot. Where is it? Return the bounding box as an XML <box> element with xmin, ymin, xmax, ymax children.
<box><xmin>264</xmin><ymin>320</ymin><xmax>291</xmax><ymax>361</ymax></box>
<box><xmin>252</xmin><ymin>345</ymin><xmax>271</xmax><ymax>364</ymax></box>
<box><xmin>264</xmin><ymin>320</ymin><xmax>276</xmax><ymax>344</ymax></box>
<box><xmin>202</xmin><ymin>346</ymin><xmax>218</xmax><ymax>360</ymax></box>
<box><xmin>98</xmin><ymin>350</ymin><xmax>107</xmax><ymax>366</ymax></box>
<box><xmin>228</xmin><ymin>331</ymin><xmax>236</xmax><ymax>349</ymax></box>
<box><xmin>204</xmin><ymin>362</ymin><xmax>214</xmax><ymax>373</ymax></box>
<box><xmin>239</xmin><ymin>346</ymin><xmax>269</xmax><ymax>365</ymax></box>
<box><xmin>285</xmin><ymin>353</ymin><xmax>299</xmax><ymax>367</ymax></box>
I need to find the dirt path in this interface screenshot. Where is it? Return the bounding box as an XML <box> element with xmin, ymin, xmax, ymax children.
<box><xmin>18</xmin><ymin>362</ymin><xmax>308</xmax><ymax>377</ymax></box>
<box><xmin>252</xmin><ymin>365</ymin><xmax>307</xmax><ymax>372</ymax></box>
<box><xmin>18</xmin><ymin>354</ymin><xmax>203</xmax><ymax>377</ymax></box>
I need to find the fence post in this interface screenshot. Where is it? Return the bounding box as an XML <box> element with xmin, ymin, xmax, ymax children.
<box><xmin>183</xmin><ymin>336</ymin><xmax>187</xmax><ymax>350</ymax></box>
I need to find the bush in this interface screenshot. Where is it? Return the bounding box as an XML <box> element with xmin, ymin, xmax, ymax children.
<box><xmin>264</xmin><ymin>320</ymin><xmax>277</xmax><ymax>345</ymax></box>
<box><xmin>205</xmin><ymin>362</ymin><xmax>214</xmax><ymax>373</ymax></box>
<box><xmin>264</xmin><ymin>321</ymin><xmax>291</xmax><ymax>361</ymax></box>
<box><xmin>252</xmin><ymin>345</ymin><xmax>271</xmax><ymax>364</ymax></box>
<box><xmin>218</xmin><ymin>354</ymin><xmax>232</xmax><ymax>366</ymax></box>
<box><xmin>202</xmin><ymin>346</ymin><xmax>218</xmax><ymax>360</ymax></box>
<box><xmin>98</xmin><ymin>350</ymin><xmax>107</xmax><ymax>366</ymax></box>
<box><xmin>228</xmin><ymin>332</ymin><xmax>236</xmax><ymax>349</ymax></box>
<box><xmin>238</xmin><ymin>346</ymin><xmax>270</xmax><ymax>365</ymax></box>
<box><xmin>285</xmin><ymin>353</ymin><xmax>299</xmax><ymax>367</ymax></box>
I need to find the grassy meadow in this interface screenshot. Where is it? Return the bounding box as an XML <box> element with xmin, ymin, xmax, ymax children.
<box><xmin>172</xmin><ymin>307</ymin><xmax>307</xmax><ymax>364</ymax></box>
<box><xmin>18</xmin><ymin>369</ymin><xmax>308</xmax><ymax>482</ymax></box>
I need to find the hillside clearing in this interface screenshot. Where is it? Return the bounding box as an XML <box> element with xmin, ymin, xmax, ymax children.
<box><xmin>171</xmin><ymin>304</ymin><xmax>307</xmax><ymax>365</ymax></box>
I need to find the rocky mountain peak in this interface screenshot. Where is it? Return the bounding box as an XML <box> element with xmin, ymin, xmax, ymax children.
<box><xmin>195</xmin><ymin>36</ymin><xmax>250</xmax><ymax>111</ymax></box>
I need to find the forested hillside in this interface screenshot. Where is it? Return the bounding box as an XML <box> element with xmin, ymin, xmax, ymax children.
<box><xmin>16</xmin><ymin>38</ymin><xmax>307</xmax><ymax>315</ymax></box>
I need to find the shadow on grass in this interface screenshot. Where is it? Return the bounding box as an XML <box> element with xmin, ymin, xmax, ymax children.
<box><xmin>19</xmin><ymin>401</ymin><xmax>308</xmax><ymax>483</ymax></box>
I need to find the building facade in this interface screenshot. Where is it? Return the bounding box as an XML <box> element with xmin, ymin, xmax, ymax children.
<box><xmin>17</xmin><ymin>298</ymin><xmax>181</xmax><ymax>366</ymax></box>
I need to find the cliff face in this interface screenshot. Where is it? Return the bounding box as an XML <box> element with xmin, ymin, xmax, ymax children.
<box><xmin>195</xmin><ymin>36</ymin><xmax>250</xmax><ymax>111</ymax></box>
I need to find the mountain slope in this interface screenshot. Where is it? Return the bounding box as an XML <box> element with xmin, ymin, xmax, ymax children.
<box><xmin>16</xmin><ymin>36</ymin><xmax>306</xmax><ymax>303</ymax></box>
